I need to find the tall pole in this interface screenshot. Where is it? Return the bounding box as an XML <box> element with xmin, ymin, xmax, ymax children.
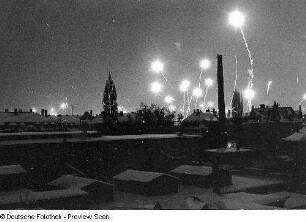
<box><xmin>217</xmin><ymin>54</ymin><xmax>226</xmax><ymax>127</ymax></box>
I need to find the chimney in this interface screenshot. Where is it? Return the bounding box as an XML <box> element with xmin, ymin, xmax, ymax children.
<box><xmin>217</xmin><ymin>54</ymin><xmax>226</xmax><ymax>126</ymax></box>
<box><xmin>41</xmin><ymin>109</ymin><xmax>45</xmax><ymax>116</ymax></box>
<box><xmin>44</xmin><ymin>109</ymin><xmax>47</xmax><ymax>117</ymax></box>
<box><xmin>14</xmin><ymin>108</ymin><xmax>18</xmax><ymax>115</ymax></box>
<box><xmin>120</xmin><ymin>111</ymin><xmax>123</xmax><ymax>117</ymax></box>
<box><xmin>90</xmin><ymin>110</ymin><xmax>93</xmax><ymax>117</ymax></box>
<box><xmin>29</xmin><ymin>109</ymin><xmax>33</xmax><ymax>113</ymax></box>
<box><xmin>4</xmin><ymin>109</ymin><xmax>8</xmax><ymax>113</ymax></box>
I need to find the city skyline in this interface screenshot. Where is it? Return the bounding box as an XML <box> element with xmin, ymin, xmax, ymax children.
<box><xmin>0</xmin><ymin>0</ymin><xmax>305</xmax><ymax>115</ymax></box>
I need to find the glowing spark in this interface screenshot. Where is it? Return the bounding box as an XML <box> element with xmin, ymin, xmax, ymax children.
<box><xmin>193</xmin><ymin>87</ymin><xmax>202</xmax><ymax>109</ymax></box>
<box><xmin>151</xmin><ymin>60</ymin><xmax>164</xmax><ymax>73</ymax></box>
<box><xmin>174</xmin><ymin>42</ymin><xmax>182</xmax><ymax>51</ymax></box>
<box><xmin>193</xmin><ymin>87</ymin><xmax>202</xmax><ymax>98</ymax></box>
<box><xmin>151</xmin><ymin>60</ymin><xmax>167</xmax><ymax>81</ymax></box>
<box><xmin>296</xmin><ymin>93</ymin><xmax>306</xmax><ymax>108</ymax></box>
<box><xmin>229</xmin><ymin>10</ymin><xmax>245</xmax><ymax>28</ymax></box>
<box><xmin>50</xmin><ymin>107</ymin><xmax>57</xmax><ymax>116</ymax></box>
<box><xmin>244</xmin><ymin>88</ymin><xmax>255</xmax><ymax>111</ymax></box>
<box><xmin>118</xmin><ymin>106</ymin><xmax>130</xmax><ymax>113</ymax></box>
<box><xmin>244</xmin><ymin>88</ymin><xmax>255</xmax><ymax>99</ymax></box>
<box><xmin>207</xmin><ymin>101</ymin><xmax>214</xmax><ymax>108</ymax></box>
<box><xmin>204</xmin><ymin>78</ymin><xmax>213</xmax><ymax>87</ymax></box>
<box><xmin>151</xmin><ymin>81</ymin><xmax>163</xmax><ymax>94</ymax></box>
<box><xmin>164</xmin><ymin>95</ymin><xmax>175</xmax><ymax>104</ymax></box>
<box><xmin>179</xmin><ymin>80</ymin><xmax>190</xmax><ymax>92</ymax></box>
<box><xmin>60</xmin><ymin>102</ymin><xmax>68</xmax><ymax>110</ymax></box>
<box><xmin>267</xmin><ymin>80</ymin><xmax>272</xmax><ymax>95</ymax></box>
<box><xmin>199</xmin><ymin>103</ymin><xmax>205</xmax><ymax>110</ymax></box>
<box><xmin>32</xmin><ymin>108</ymin><xmax>37</xmax><ymax>113</ymax></box>
<box><xmin>200</xmin><ymin>59</ymin><xmax>210</xmax><ymax>70</ymax></box>
<box><xmin>169</xmin><ymin>105</ymin><xmax>176</xmax><ymax>112</ymax></box>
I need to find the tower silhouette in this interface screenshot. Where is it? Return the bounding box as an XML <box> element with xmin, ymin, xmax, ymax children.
<box><xmin>102</xmin><ymin>72</ymin><xmax>118</xmax><ymax>120</ymax></box>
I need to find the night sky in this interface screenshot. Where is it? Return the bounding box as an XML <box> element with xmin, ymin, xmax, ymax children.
<box><xmin>0</xmin><ymin>0</ymin><xmax>305</xmax><ymax>115</ymax></box>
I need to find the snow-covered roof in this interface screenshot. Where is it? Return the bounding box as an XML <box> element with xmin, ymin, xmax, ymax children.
<box><xmin>32</xmin><ymin>188</ymin><xmax>88</xmax><ymax>201</ymax></box>
<box><xmin>0</xmin><ymin>112</ymin><xmax>46</xmax><ymax>123</ymax></box>
<box><xmin>113</xmin><ymin>170</ymin><xmax>165</xmax><ymax>182</ymax></box>
<box><xmin>0</xmin><ymin>165</ymin><xmax>27</xmax><ymax>175</ymax></box>
<box><xmin>48</xmin><ymin>175</ymin><xmax>112</xmax><ymax>189</ymax></box>
<box><xmin>0</xmin><ymin>188</ymin><xmax>88</xmax><ymax>205</ymax></box>
<box><xmin>171</xmin><ymin>165</ymin><xmax>212</xmax><ymax>176</ymax></box>
<box><xmin>182</xmin><ymin>112</ymin><xmax>218</xmax><ymax>123</ymax></box>
<box><xmin>49</xmin><ymin>175</ymin><xmax>97</xmax><ymax>189</ymax></box>
<box><xmin>283</xmin><ymin>127</ymin><xmax>306</xmax><ymax>142</ymax></box>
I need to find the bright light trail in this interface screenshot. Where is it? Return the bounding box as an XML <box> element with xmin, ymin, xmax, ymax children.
<box><xmin>203</xmin><ymin>78</ymin><xmax>213</xmax><ymax>108</ymax></box>
<box><xmin>267</xmin><ymin>80</ymin><xmax>272</xmax><ymax>95</ymax></box>
<box><xmin>198</xmin><ymin>59</ymin><xmax>210</xmax><ymax>88</ymax></box>
<box><xmin>193</xmin><ymin>87</ymin><xmax>203</xmax><ymax>110</ymax></box>
<box><xmin>229</xmin><ymin>10</ymin><xmax>255</xmax><ymax>108</ymax></box>
<box><xmin>234</xmin><ymin>55</ymin><xmax>238</xmax><ymax>91</ymax></box>
<box><xmin>179</xmin><ymin>79</ymin><xmax>190</xmax><ymax>117</ymax></box>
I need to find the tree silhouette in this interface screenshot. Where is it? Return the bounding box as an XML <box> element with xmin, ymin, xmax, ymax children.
<box><xmin>231</xmin><ymin>90</ymin><xmax>243</xmax><ymax>121</ymax></box>
<box><xmin>103</xmin><ymin>72</ymin><xmax>118</xmax><ymax>120</ymax></box>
